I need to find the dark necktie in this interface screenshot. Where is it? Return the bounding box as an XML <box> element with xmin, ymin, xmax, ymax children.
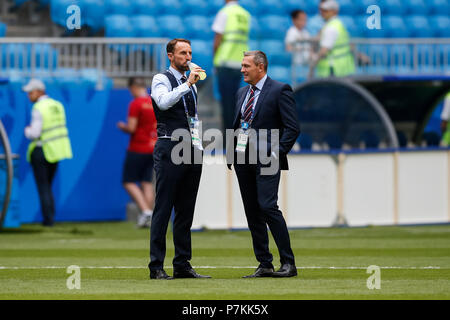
<box><xmin>243</xmin><ymin>86</ymin><xmax>257</xmax><ymax>123</ymax></box>
<box><xmin>181</xmin><ymin>76</ymin><xmax>196</xmax><ymax>117</ymax></box>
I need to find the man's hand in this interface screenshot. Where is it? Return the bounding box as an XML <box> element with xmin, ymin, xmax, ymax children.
<box><xmin>117</xmin><ymin>121</ymin><xmax>127</xmax><ymax>131</ymax></box>
<box><xmin>187</xmin><ymin>66</ymin><xmax>205</xmax><ymax>86</ymax></box>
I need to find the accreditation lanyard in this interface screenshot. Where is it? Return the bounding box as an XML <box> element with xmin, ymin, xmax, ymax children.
<box><xmin>170</xmin><ymin>70</ymin><xmax>202</xmax><ymax>150</ymax></box>
<box><xmin>236</xmin><ymin>87</ymin><xmax>260</xmax><ymax>153</ymax></box>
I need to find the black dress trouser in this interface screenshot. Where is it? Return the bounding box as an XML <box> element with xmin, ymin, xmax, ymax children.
<box><xmin>30</xmin><ymin>146</ymin><xmax>58</xmax><ymax>226</ymax></box>
<box><xmin>234</xmin><ymin>164</ymin><xmax>295</xmax><ymax>269</ymax></box>
<box><xmin>149</xmin><ymin>139</ymin><xmax>203</xmax><ymax>272</ymax></box>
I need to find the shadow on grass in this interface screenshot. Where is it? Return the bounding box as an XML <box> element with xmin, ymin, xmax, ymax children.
<box><xmin>0</xmin><ymin>226</ymin><xmax>94</xmax><ymax>235</ymax></box>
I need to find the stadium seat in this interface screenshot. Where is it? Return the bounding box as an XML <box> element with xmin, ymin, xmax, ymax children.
<box><xmin>105</xmin><ymin>0</ymin><xmax>133</xmax><ymax>16</ymax></box>
<box><xmin>208</xmin><ymin>0</ymin><xmax>223</xmax><ymax>15</ymax></box>
<box><xmin>259</xmin><ymin>15</ymin><xmax>291</xmax><ymax>40</ymax></box>
<box><xmin>130</xmin><ymin>15</ymin><xmax>160</xmax><ymax>37</ymax></box>
<box><xmin>430</xmin><ymin>16</ymin><xmax>450</xmax><ymax>38</ymax></box>
<box><xmin>104</xmin><ymin>15</ymin><xmax>134</xmax><ymax>37</ymax></box>
<box><xmin>406</xmin><ymin>16</ymin><xmax>435</xmax><ymax>38</ymax></box>
<box><xmin>306</xmin><ymin>14</ymin><xmax>324</xmax><ymax>36</ymax></box>
<box><xmin>339</xmin><ymin>16</ymin><xmax>360</xmax><ymax>37</ymax></box>
<box><xmin>189</xmin><ymin>40</ymin><xmax>213</xmax><ymax>75</ymax></box>
<box><xmin>53</xmin><ymin>68</ymin><xmax>81</xmax><ymax>86</ymax></box>
<box><xmin>249</xmin><ymin>17</ymin><xmax>261</xmax><ymax>41</ymax></box>
<box><xmin>405</xmin><ymin>0</ymin><xmax>431</xmax><ymax>15</ymax></box>
<box><xmin>268</xmin><ymin>65</ymin><xmax>291</xmax><ymax>84</ymax></box>
<box><xmin>324</xmin><ymin>133</ymin><xmax>343</xmax><ymax>150</ymax></box>
<box><xmin>389</xmin><ymin>44</ymin><xmax>412</xmax><ymax>70</ymax></box>
<box><xmin>298</xmin><ymin>133</ymin><xmax>313</xmax><ymax>150</ymax></box>
<box><xmin>156</xmin><ymin>15</ymin><xmax>186</xmax><ymax>40</ymax></box>
<box><xmin>31</xmin><ymin>43</ymin><xmax>59</xmax><ymax>69</ymax></box>
<box><xmin>437</xmin><ymin>44</ymin><xmax>450</xmax><ymax>70</ymax></box>
<box><xmin>339</xmin><ymin>0</ymin><xmax>359</xmax><ymax>15</ymax></box>
<box><xmin>429</xmin><ymin>0</ymin><xmax>450</xmax><ymax>15</ymax></box>
<box><xmin>260</xmin><ymin>40</ymin><xmax>291</xmax><ymax>67</ymax></box>
<box><xmin>248</xmin><ymin>40</ymin><xmax>259</xmax><ymax>50</ymax></box>
<box><xmin>380</xmin><ymin>0</ymin><xmax>405</xmax><ymax>15</ymax></box>
<box><xmin>258</xmin><ymin>0</ymin><xmax>285</xmax><ymax>16</ymax></box>
<box><xmin>183</xmin><ymin>15</ymin><xmax>214</xmax><ymax>40</ymax></box>
<box><xmin>416</xmin><ymin>44</ymin><xmax>437</xmax><ymax>72</ymax></box>
<box><xmin>82</xmin><ymin>0</ymin><xmax>105</xmax><ymax>32</ymax></box>
<box><xmin>360</xmin><ymin>131</ymin><xmax>380</xmax><ymax>149</ymax></box>
<box><xmin>182</xmin><ymin>0</ymin><xmax>210</xmax><ymax>16</ymax></box>
<box><xmin>239</xmin><ymin>0</ymin><xmax>258</xmax><ymax>16</ymax></box>
<box><xmin>79</xmin><ymin>68</ymin><xmax>113</xmax><ymax>89</ymax></box>
<box><xmin>0</xmin><ymin>22</ymin><xmax>6</xmax><ymax>37</ymax></box>
<box><xmin>132</xmin><ymin>0</ymin><xmax>160</xmax><ymax>16</ymax></box>
<box><xmin>384</xmin><ymin>16</ymin><xmax>410</xmax><ymax>38</ymax></box>
<box><xmin>359</xmin><ymin>0</ymin><xmax>386</xmax><ymax>15</ymax></box>
<box><xmin>422</xmin><ymin>131</ymin><xmax>440</xmax><ymax>146</ymax></box>
<box><xmin>157</xmin><ymin>0</ymin><xmax>182</xmax><ymax>15</ymax></box>
<box><xmin>396</xmin><ymin>131</ymin><xmax>408</xmax><ymax>148</ymax></box>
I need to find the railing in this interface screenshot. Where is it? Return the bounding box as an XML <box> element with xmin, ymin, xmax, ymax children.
<box><xmin>291</xmin><ymin>38</ymin><xmax>450</xmax><ymax>86</ymax></box>
<box><xmin>0</xmin><ymin>38</ymin><xmax>169</xmax><ymax>88</ymax></box>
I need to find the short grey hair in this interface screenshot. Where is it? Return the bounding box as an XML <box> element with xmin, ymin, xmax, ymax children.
<box><xmin>244</xmin><ymin>50</ymin><xmax>268</xmax><ymax>71</ymax></box>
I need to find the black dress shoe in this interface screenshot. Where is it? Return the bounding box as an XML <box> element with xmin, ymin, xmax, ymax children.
<box><xmin>272</xmin><ymin>264</ymin><xmax>298</xmax><ymax>277</ymax></box>
<box><xmin>173</xmin><ymin>268</ymin><xmax>211</xmax><ymax>279</ymax></box>
<box><xmin>243</xmin><ymin>267</ymin><xmax>274</xmax><ymax>278</ymax></box>
<box><xmin>150</xmin><ymin>269</ymin><xmax>173</xmax><ymax>280</ymax></box>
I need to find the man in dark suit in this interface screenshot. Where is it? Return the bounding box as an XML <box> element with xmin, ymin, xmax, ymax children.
<box><xmin>227</xmin><ymin>50</ymin><xmax>300</xmax><ymax>278</ymax></box>
<box><xmin>149</xmin><ymin>39</ymin><xmax>210</xmax><ymax>280</ymax></box>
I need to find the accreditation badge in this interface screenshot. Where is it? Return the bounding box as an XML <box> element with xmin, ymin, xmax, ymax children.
<box><xmin>189</xmin><ymin>117</ymin><xmax>203</xmax><ymax>150</ymax></box>
<box><xmin>236</xmin><ymin>121</ymin><xmax>250</xmax><ymax>153</ymax></box>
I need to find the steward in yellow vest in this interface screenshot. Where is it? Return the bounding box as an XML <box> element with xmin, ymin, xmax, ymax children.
<box><xmin>313</xmin><ymin>0</ymin><xmax>355</xmax><ymax>78</ymax></box>
<box><xmin>23</xmin><ymin>79</ymin><xmax>72</xmax><ymax>226</ymax></box>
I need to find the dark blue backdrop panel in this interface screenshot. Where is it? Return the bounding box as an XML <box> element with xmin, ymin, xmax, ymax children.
<box><xmin>0</xmin><ymin>85</ymin><xmax>133</xmax><ymax>223</ymax></box>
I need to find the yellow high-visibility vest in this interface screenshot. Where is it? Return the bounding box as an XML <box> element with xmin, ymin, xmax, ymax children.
<box><xmin>27</xmin><ymin>97</ymin><xmax>73</xmax><ymax>163</ymax></box>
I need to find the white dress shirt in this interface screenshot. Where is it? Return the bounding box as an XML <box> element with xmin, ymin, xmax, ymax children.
<box><xmin>240</xmin><ymin>74</ymin><xmax>268</xmax><ymax>116</ymax></box>
<box><xmin>24</xmin><ymin>95</ymin><xmax>49</xmax><ymax>140</ymax></box>
<box><xmin>151</xmin><ymin>66</ymin><xmax>198</xmax><ymax>111</ymax></box>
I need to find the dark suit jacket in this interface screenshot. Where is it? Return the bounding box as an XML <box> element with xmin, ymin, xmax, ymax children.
<box><xmin>229</xmin><ymin>76</ymin><xmax>300</xmax><ymax>170</ymax></box>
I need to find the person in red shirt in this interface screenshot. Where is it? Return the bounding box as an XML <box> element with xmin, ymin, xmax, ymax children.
<box><xmin>117</xmin><ymin>77</ymin><xmax>157</xmax><ymax>228</ymax></box>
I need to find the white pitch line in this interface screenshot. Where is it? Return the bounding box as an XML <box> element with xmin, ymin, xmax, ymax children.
<box><xmin>0</xmin><ymin>266</ymin><xmax>445</xmax><ymax>270</ymax></box>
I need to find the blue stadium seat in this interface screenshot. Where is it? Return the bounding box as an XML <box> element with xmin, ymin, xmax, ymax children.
<box><xmin>259</xmin><ymin>15</ymin><xmax>291</xmax><ymax>40</ymax></box>
<box><xmin>306</xmin><ymin>14</ymin><xmax>324</xmax><ymax>36</ymax></box>
<box><xmin>53</xmin><ymin>68</ymin><xmax>81</xmax><ymax>86</ymax></box>
<box><xmin>183</xmin><ymin>15</ymin><xmax>213</xmax><ymax>40</ymax></box>
<box><xmin>339</xmin><ymin>16</ymin><xmax>360</xmax><ymax>37</ymax></box>
<box><xmin>82</xmin><ymin>0</ymin><xmax>105</xmax><ymax>32</ymax></box>
<box><xmin>429</xmin><ymin>0</ymin><xmax>450</xmax><ymax>15</ymax></box>
<box><xmin>189</xmin><ymin>40</ymin><xmax>213</xmax><ymax>76</ymax></box>
<box><xmin>157</xmin><ymin>0</ymin><xmax>182</xmax><ymax>15</ymax></box>
<box><xmin>0</xmin><ymin>22</ymin><xmax>6</xmax><ymax>37</ymax></box>
<box><xmin>359</xmin><ymin>0</ymin><xmax>386</xmax><ymax>15</ymax></box>
<box><xmin>268</xmin><ymin>65</ymin><xmax>291</xmax><ymax>84</ymax></box>
<box><xmin>249</xmin><ymin>17</ymin><xmax>261</xmax><ymax>40</ymax></box>
<box><xmin>298</xmin><ymin>133</ymin><xmax>313</xmax><ymax>150</ymax></box>
<box><xmin>380</xmin><ymin>0</ymin><xmax>405</xmax><ymax>15</ymax></box>
<box><xmin>104</xmin><ymin>15</ymin><xmax>134</xmax><ymax>37</ymax></box>
<box><xmin>339</xmin><ymin>0</ymin><xmax>359</xmax><ymax>15</ymax></box>
<box><xmin>156</xmin><ymin>15</ymin><xmax>186</xmax><ymax>39</ymax></box>
<box><xmin>105</xmin><ymin>0</ymin><xmax>133</xmax><ymax>16</ymax></box>
<box><xmin>360</xmin><ymin>131</ymin><xmax>380</xmax><ymax>149</ymax></box>
<box><xmin>324</xmin><ymin>133</ymin><xmax>343</xmax><ymax>150</ymax></box>
<box><xmin>437</xmin><ymin>44</ymin><xmax>450</xmax><ymax>70</ymax></box>
<box><xmin>389</xmin><ymin>44</ymin><xmax>412</xmax><ymax>69</ymax></box>
<box><xmin>208</xmin><ymin>0</ymin><xmax>223</xmax><ymax>15</ymax></box>
<box><xmin>31</xmin><ymin>44</ymin><xmax>58</xmax><ymax>69</ymax></box>
<box><xmin>384</xmin><ymin>16</ymin><xmax>410</xmax><ymax>38</ymax></box>
<box><xmin>1</xmin><ymin>43</ymin><xmax>27</xmax><ymax>69</ymax></box>
<box><xmin>79</xmin><ymin>68</ymin><xmax>113</xmax><ymax>89</ymax></box>
<box><xmin>239</xmin><ymin>0</ymin><xmax>258</xmax><ymax>16</ymax></box>
<box><xmin>422</xmin><ymin>132</ymin><xmax>440</xmax><ymax>146</ymax></box>
<box><xmin>260</xmin><ymin>40</ymin><xmax>291</xmax><ymax>67</ymax></box>
<box><xmin>183</xmin><ymin>0</ymin><xmax>210</xmax><ymax>16</ymax></box>
<box><xmin>406</xmin><ymin>16</ymin><xmax>435</xmax><ymax>38</ymax></box>
<box><xmin>50</xmin><ymin>0</ymin><xmax>83</xmax><ymax>27</ymax></box>
<box><xmin>248</xmin><ymin>40</ymin><xmax>259</xmax><ymax>50</ymax></box>
<box><xmin>132</xmin><ymin>0</ymin><xmax>160</xmax><ymax>16</ymax></box>
<box><xmin>130</xmin><ymin>15</ymin><xmax>160</xmax><ymax>37</ymax></box>
<box><xmin>430</xmin><ymin>16</ymin><xmax>450</xmax><ymax>38</ymax></box>
<box><xmin>258</xmin><ymin>0</ymin><xmax>285</xmax><ymax>16</ymax></box>
<box><xmin>406</xmin><ymin>0</ymin><xmax>431</xmax><ymax>15</ymax></box>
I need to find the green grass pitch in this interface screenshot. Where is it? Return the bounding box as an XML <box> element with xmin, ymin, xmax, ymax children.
<box><xmin>0</xmin><ymin>222</ymin><xmax>449</xmax><ymax>300</ymax></box>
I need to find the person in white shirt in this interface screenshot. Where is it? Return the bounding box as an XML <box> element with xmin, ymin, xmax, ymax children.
<box><xmin>285</xmin><ymin>10</ymin><xmax>311</xmax><ymax>66</ymax></box>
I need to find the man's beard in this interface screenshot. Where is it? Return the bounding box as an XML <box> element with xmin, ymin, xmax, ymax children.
<box><xmin>175</xmin><ymin>61</ymin><xmax>189</xmax><ymax>72</ymax></box>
